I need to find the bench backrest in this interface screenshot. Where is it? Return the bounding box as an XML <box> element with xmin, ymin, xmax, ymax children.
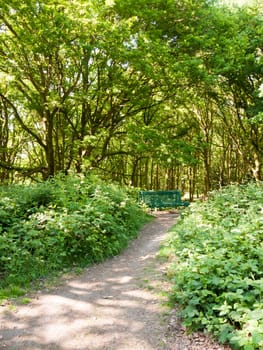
<box><xmin>139</xmin><ymin>190</ymin><xmax>189</xmax><ymax>209</ymax></box>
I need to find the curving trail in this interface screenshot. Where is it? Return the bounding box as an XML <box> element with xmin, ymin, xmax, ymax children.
<box><xmin>0</xmin><ymin>212</ymin><xmax>178</xmax><ymax>350</ymax></box>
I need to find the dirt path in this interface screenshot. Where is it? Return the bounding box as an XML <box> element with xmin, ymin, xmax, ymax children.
<box><xmin>0</xmin><ymin>212</ymin><xmax>231</xmax><ymax>350</ymax></box>
<box><xmin>0</xmin><ymin>212</ymin><xmax>178</xmax><ymax>350</ymax></box>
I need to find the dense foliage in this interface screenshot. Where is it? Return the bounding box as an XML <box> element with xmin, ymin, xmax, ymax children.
<box><xmin>164</xmin><ymin>182</ymin><xmax>263</xmax><ymax>349</ymax></box>
<box><xmin>0</xmin><ymin>175</ymin><xmax>149</xmax><ymax>293</ymax></box>
<box><xmin>0</xmin><ymin>0</ymin><xmax>262</xmax><ymax>197</ymax></box>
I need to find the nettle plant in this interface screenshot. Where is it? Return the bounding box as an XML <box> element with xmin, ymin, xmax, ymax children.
<box><xmin>0</xmin><ymin>175</ymin><xmax>148</xmax><ymax>291</ymax></box>
<box><xmin>164</xmin><ymin>182</ymin><xmax>263</xmax><ymax>350</ymax></box>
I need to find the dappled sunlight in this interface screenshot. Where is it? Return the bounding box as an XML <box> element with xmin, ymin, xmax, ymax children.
<box><xmin>0</xmin><ymin>213</ymin><xmax>178</xmax><ymax>350</ymax></box>
<box><xmin>139</xmin><ymin>253</ymin><xmax>155</xmax><ymax>261</ymax></box>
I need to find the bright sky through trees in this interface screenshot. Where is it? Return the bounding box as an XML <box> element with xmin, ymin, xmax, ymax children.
<box><xmin>221</xmin><ymin>0</ymin><xmax>254</xmax><ymax>5</ymax></box>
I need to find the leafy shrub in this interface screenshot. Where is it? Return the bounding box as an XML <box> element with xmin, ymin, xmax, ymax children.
<box><xmin>164</xmin><ymin>182</ymin><xmax>263</xmax><ymax>349</ymax></box>
<box><xmin>0</xmin><ymin>175</ymin><xmax>149</xmax><ymax>289</ymax></box>
<box><xmin>0</xmin><ymin>182</ymin><xmax>54</xmax><ymax>226</ymax></box>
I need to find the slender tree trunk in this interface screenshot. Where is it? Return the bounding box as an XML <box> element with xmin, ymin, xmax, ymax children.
<box><xmin>251</xmin><ymin>152</ymin><xmax>261</xmax><ymax>181</ymax></box>
<box><xmin>131</xmin><ymin>157</ymin><xmax>139</xmax><ymax>187</ymax></box>
<box><xmin>0</xmin><ymin>100</ymin><xmax>10</xmax><ymax>182</ymax></box>
<box><xmin>203</xmin><ymin>153</ymin><xmax>211</xmax><ymax>195</ymax></box>
<box><xmin>44</xmin><ymin>113</ymin><xmax>55</xmax><ymax>178</ymax></box>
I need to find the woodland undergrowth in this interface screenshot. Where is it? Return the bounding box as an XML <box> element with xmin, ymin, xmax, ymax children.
<box><xmin>163</xmin><ymin>182</ymin><xmax>263</xmax><ymax>350</ymax></box>
<box><xmin>0</xmin><ymin>175</ymin><xmax>149</xmax><ymax>300</ymax></box>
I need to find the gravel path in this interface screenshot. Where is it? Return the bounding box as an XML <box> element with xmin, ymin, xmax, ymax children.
<box><xmin>0</xmin><ymin>212</ymin><xmax>231</xmax><ymax>350</ymax></box>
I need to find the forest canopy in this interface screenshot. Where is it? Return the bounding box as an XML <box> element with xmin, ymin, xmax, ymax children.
<box><xmin>0</xmin><ymin>0</ymin><xmax>262</xmax><ymax>197</ymax></box>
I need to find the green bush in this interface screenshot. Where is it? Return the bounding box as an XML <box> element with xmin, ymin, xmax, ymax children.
<box><xmin>164</xmin><ymin>182</ymin><xmax>263</xmax><ymax>350</ymax></box>
<box><xmin>0</xmin><ymin>175</ymin><xmax>148</xmax><ymax>290</ymax></box>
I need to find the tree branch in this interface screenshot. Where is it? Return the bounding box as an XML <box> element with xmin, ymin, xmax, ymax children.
<box><xmin>0</xmin><ymin>93</ymin><xmax>46</xmax><ymax>149</ymax></box>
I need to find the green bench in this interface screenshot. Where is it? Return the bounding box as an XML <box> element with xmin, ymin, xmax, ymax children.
<box><xmin>139</xmin><ymin>190</ymin><xmax>190</xmax><ymax>209</ymax></box>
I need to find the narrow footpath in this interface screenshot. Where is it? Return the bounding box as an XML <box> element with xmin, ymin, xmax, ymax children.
<box><xmin>0</xmin><ymin>212</ymin><xmax>231</xmax><ymax>350</ymax></box>
<box><xmin>0</xmin><ymin>212</ymin><xmax>178</xmax><ymax>350</ymax></box>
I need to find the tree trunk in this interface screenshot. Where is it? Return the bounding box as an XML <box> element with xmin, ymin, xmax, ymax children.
<box><xmin>44</xmin><ymin>113</ymin><xmax>55</xmax><ymax>178</ymax></box>
<box><xmin>251</xmin><ymin>152</ymin><xmax>261</xmax><ymax>181</ymax></box>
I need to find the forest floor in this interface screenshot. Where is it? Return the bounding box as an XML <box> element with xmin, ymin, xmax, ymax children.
<box><xmin>0</xmin><ymin>212</ymin><xmax>231</xmax><ymax>350</ymax></box>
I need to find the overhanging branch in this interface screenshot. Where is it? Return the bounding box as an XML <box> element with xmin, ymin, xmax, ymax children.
<box><xmin>0</xmin><ymin>160</ymin><xmax>47</xmax><ymax>176</ymax></box>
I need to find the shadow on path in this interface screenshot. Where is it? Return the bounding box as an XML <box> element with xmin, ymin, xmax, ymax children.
<box><xmin>0</xmin><ymin>212</ymin><xmax>178</xmax><ymax>350</ymax></box>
